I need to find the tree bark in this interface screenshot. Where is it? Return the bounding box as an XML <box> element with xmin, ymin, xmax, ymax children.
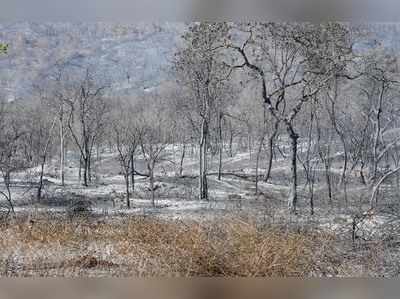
<box><xmin>218</xmin><ymin>112</ymin><xmax>223</xmax><ymax>181</ymax></box>
<box><xmin>130</xmin><ymin>153</ymin><xmax>135</xmax><ymax>193</ymax></box>
<box><xmin>324</xmin><ymin>162</ymin><xmax>333</xmax><ymax>205</ymax></box>
<box><xmin>287</xmin><ymin>125</ymin><xmax>299</xmax><ymax>214</ymax></box>
<box><xmin>199</xmin><ymin>118</ymin><xmax>208</xmax><ymax>200</ymax></box>
<box><xmin>247</xmin><ymin>127</ymin><xmax>252</xmax><ymax>160</ymax></box>
<box><xmin>124</xmin><ymin>172</ymin><xmax>130</xmax><ymax>208</ymax></box>
<box><xmin>83</xmin><ymin>157</ymin><xmax>88</xmax><ymax>187</ymax></box>
<box><xmin>87</xmin><ymin>152</ymin><xmax>92</xmax><ymax>183</ymax></box>
<box><xmin>265</xmin><ymin>119</ymin><xmax>279</xmax><ymax>183</ymax></box>
<box><xmin>255</xmin><ymin>133</ymin><xmax>266</xmax><ymax>195</ymax></box>
<box><xmin>149</xmin><ymin>164</ymin><xmax>155</xmax><ymax>207</ymax></box>
<box><xmin>59</xmin><ymin>111</ymin><xmax>65</xmax><ymax>186</ymax></box>
<box><xmin>228</xmin><ymin>120</ymin><xmax>234</xmax><ymax>157</ymax></box>
<box><xmin>37</xmin><ymin>158</ymin><xmax>46</xmax><ymax>201</ymax></box>
<box><xmin>179</xmin><ymin>143</ymin><xmax>186</xmax><ymax>177</ymax></box>
<box><xmin>2</xmin><ymin>172</ymin><xmax>15</xmax><ymax>215</ymax></box>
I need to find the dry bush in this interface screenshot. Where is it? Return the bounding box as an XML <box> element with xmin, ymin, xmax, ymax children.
<box><xmin>0</xmin><ymin>215</ymin><xmax>343</xmax><ymax>277</ymax></box>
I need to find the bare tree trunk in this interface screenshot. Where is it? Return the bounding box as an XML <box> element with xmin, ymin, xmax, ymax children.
<box><xmin>83</xmin><ymin>157</ymin><xmax>88</xmax><ymax>187</ymax></box>
<box><xmin>360</xmin><ymin>161</ymin><xmax>367</xmax><ymax>185</ymax></box>
<box><xmin>149</xmin><ymin>164</ymin><xmax>155</xmax><ymax>207</ymax></box>
<box><xmin>306</xmin><ymin>166</ymin><xmax>315</xmax><ymax>216</ymax></box>
<box><xmin>199</xmin><ymin>118</ymin><xmax>208</xmax><ymax>200</ymax></box>
<box><xmin>130</xmin><ymin>153</ymin><xmax>135</xmax><ymax>193</ymax></box>
<box><xmin>38</xmin><ymin>117</ymin><xmax>57</xmax><ymax>201</ymax></box>
<box><xmin>324</xmin><ymin>162</ymin><xmax>333</xmax><ymax>205</ymax></box>
<box><xmin>339</xmin><ymin>138</ymin><xmax>348</xmax><ymax>204</ymax></box>
<box><xmin>327</xmin><ymin>77</ymin><xmax>348</xmax><ymax>205</ymax></box>
<box><xmin>218</xmin><ymin>112</ymin><xmax>223</xmax><ymax>181</ymax></box>
<box><xmin>179</xmin><ymin>143</ymin><xmax>186</xmax><ymax>177</ymax></box>
<box><xmin>78</xmin><ymin>155</ymin><xmax>82</xmax><ymax>183</ymax></box>
<box><xmin>124</xmin><ymin>172</ymin><xmax>130</xmax><ymax>208</ymax></box>
<box><xmin>372</xmin><ymin>83</ymin><xmax>385</xmax><ymax>181</ymax></box>
<box><xmin>87</xmin><ymin>153</ymin><xmax>92</xmax><ymax>183</ymax></box>
<box><xmin>3</xmin><ymin>172</ymin><xmax>15</xmax><ymax>215</ymax></box>
<box><xmin>37</xmin><ymin>158</ymin><xmax>46</xmax><ymax>201</ymax></box>
<box><xmin>304</xmin><ymin>107</ymin><xmax>315</xmax><ymax>215</ymax></box>
<box><xmin>199</xmin><ymin>139</ymin><xmax>203</xmax><ymax>200</ymax></box>
<box><xmin>255</xmin><ymin>133</ymin><xmax>266</xmax><ymax>195</ymax></box>
<box><xmin>316</xmin><ymin>113</ymin><xmax>333</xmax><ymax>205</ymax></box>
<box><xmin>287</xmin><ymin>125</ymin><xmax>299</xmax><ymax>214</ymax></box>
<box><xmin>265</xmin><ymin>119</ymin><xmax>279</xmax><ymax>183</ymax></box>
<box><xmin>247</xmin><ymin>127</ymin><xmax>252</xmax><ymax>160</ymax></box>
<box><xmin>370</xmin><ymin>166</ymin><xmax>400</xmax><ymax>208</ymax></box>
<box><xmin>228</xmin><ymin>120</ymin><xmax>234</xmax><ymax>157</ymax></box>
<box><xmin>59</xmin><ymin>113</ymin><xmax>65</xmax><ymax>186</ymax></box>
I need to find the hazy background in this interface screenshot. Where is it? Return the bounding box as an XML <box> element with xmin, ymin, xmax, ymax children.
<box><xmin>1</xmin><ymin>0</ymin><xmax>400</xmax><ymax>22</ymax></box>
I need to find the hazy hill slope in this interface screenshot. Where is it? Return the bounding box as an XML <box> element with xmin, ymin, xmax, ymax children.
<box><xmin>1</xmin><ymin>22</ymin><xmax>400</xmax><ymax>101</ymax></box>
<box><xmin>0</xmin><ymin>22</ymin><xmax>185</xmax><ymax>100</ymax></box>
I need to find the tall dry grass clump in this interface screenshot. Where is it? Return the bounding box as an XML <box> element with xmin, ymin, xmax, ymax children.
<box><xmin>0</xmin><ymin>215</ymin><xmax>340</xmax><ymax>277</ymax></box>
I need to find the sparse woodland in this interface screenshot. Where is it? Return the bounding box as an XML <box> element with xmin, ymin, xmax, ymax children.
<box><xmin>2</xmin><ymin>22</ymin><xmax>400</xmax><ymax>276</ymax></box>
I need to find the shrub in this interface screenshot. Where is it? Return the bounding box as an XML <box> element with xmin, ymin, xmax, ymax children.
<box><xmin>0</xmin><ymin>215</ymin><xmax>342</xmax><ymax>277</ymax></box>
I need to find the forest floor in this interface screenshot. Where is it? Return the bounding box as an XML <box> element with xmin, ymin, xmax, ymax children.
<box><xmin>1</xmin><ymin>146</ymin><xmax>400</xmax><ymax>276</ymax></box>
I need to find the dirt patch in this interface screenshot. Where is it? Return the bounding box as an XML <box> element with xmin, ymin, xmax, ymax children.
<box><xmin>63</xmin><ymin>255</ymin><xmax>116</xmax><ymax>269</ymax></box>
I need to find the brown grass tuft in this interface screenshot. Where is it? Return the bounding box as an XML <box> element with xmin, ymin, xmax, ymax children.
<box><xmin>0</xmin><ymin>215</ymin><xmax>341</xmax><ymax>277</ymax></box>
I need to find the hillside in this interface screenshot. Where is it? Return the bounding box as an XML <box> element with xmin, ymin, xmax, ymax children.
<box><xmin>0</xmin><ymin>22</ymin><xmax>185</xmax><ymax>100</ymax></box>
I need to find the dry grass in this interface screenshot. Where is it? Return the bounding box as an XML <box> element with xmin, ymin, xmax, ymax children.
<box><xmin>0</xmin><ymin>214</ymin><xmax>343</xmax><ymax>277</ymax></box>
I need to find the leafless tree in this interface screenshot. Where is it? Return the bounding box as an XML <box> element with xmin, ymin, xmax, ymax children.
<box><xmin>110</xmin><ymin>96</ymin><xmax>142</xmax><ymax>208</ymax></box>
<box><xmin>0</xmin><ymin>101</ymin><xmax>28</xmax><ymax>214</ymax></box>
<box><xmin>138</xmin><ymin>92</ymin><xmax>172</xmax><ymax>207</ymax></box>
<box><xmin>174</xmin><ymin>22</ymin><xmax>230</xmax><ymax>201</ymax></box>
<box><xmin>226</xmin><ymin>22</ymin><xmax>354</xmax><ymax>213</ymax></box>
<box><xmin>66</xmin><ymin>68</ymin><xmax>110</xmax><ymax>187</ymax></box>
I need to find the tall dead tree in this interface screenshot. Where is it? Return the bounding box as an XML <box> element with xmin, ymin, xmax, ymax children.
<box><xmin>67</xmin><ymin>69</ymin><xmax>109</xmax><ymax>187</ymax></box>
<box><xmin>111</xmin><ymin>97</ymin><xmax>141</xmax><ymax>208</ymax></box>
<box><xmin>174</xmin><ymin>22</ymin><xmax>230</xmax><ymax>201</ymax></box>
<box><xmin>138</xmin><ymin>93</ymin><xmax>172</xmax><ymax>207</ymax></box>
<box><xmin>227</xmin><ymin>22</ymin><xmax>354</xmax><ymax>213</ymax></box>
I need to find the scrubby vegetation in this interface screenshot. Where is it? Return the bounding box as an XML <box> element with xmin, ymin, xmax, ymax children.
<box><xmin>0</xmin><ymin>214</ymin><xmax>393</xmax><ymax>277</ymax></box>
